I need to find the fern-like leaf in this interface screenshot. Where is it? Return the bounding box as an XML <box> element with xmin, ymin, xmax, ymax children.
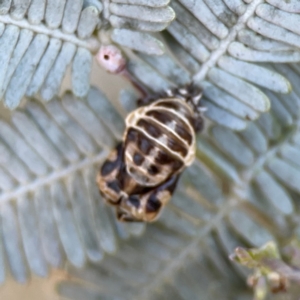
<box><xmin>0</xmin><ymin>0</ymin><xmax>176</xmax><ymax>109</ymax></box>
<box><xmin>0</xmin><ymin>89</ymin><xmax>146</xmax><ymax>282</ymax></box>
<box><xmin>0</xmin><ymin>0</ymin><xmax>102</xmax><ymax>109</ymax></box>
<box><xmin>157</xmin><ymin>0</ymin><xmax>300</xmax><ymax>122</ymax></box>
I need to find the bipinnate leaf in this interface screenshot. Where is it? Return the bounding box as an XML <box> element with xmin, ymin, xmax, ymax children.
<box><xmin>0</xmin><ymin>0</ymin><xmax>103</xmax><ymax>109</ymax></box>
<box><xmin>160</xmin><ymin>0</ymin><xmax>300</xmax><ymax>122</ymax></box>
<box><xmin>0</xmin><ymin>0</ymin><xmax>175</xmax><ymax>109</ymax></box>
<box><xmin>0</xmin><ymin>88</ymin><xmax>145</xmax><ymax>282</ymax></box>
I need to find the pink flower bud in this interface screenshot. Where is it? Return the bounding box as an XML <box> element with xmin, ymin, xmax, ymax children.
<box><xmin>96</xmin><ymin>45</ymin><xmax>126</xmax><ymax>74</ymax></box>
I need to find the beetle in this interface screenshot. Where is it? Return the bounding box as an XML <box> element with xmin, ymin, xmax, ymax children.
<box><xmin>97</xmin><ymin>85</ymin><xmax>204</xmax><ymax>222</ymax></box>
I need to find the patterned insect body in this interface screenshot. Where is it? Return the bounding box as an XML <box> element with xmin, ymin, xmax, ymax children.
<box><xmin>97</xmin><ymin>87</ymin><xmax>203</xmax><ymax>222</ymax></box>
<box><xmin>124</xmin><ymin>98</ymin><xmax>197</xmax><ymax>186</ymax></box>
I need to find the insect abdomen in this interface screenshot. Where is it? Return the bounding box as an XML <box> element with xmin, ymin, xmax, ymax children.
<box><xmin>124</xmin><ymin>98</ymin><xmax>196</xmax><ymax>187</ymax></box>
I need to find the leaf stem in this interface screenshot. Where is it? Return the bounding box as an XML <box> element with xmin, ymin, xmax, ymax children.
<box><xmin>0</xmin><ymin>151</ymin><xmax>108</xmax><ymax>205</ymax></box>
<box><xmin>0</xmin><ymin>14</ymin><xmax>100</xmax><ymax>52</ymax></box>
<box><xmin>193</xmin><ymin>0</ymin><xmax>264</xmax><ymax>84</ymax></box>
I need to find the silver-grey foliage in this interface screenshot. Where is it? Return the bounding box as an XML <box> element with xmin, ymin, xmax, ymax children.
<box><xmin>115</xmin><ymin>0</ymin><xmax>300</xmax><ymax>130</ymax></box>
<box><xmin>1</xmin><ymin>0</ymin><xmax>300</xmax><ymax>299</ymax></box>
<box><xmin>0</xmin><ymin>0</ymin><xmax>101</xmax><ymax>108</ymax></box>
<box><xmin>0</xmin><ymin>89</ymin><xmax>145</xmax><ymax>282</ymax></box>
<box><xmin>0</xmin><ymin>0</ymin><xmax>299</xmax><ymax>115</ymax></box>
<box><xmin>0</xmin><ymin>0</ymin><xmax>174</xmax><ymax>109</ymax></box>
<box><xmin>162</xmin><ymin>0</ymin><xmax>300</xmax><ymax>129</ymax></box>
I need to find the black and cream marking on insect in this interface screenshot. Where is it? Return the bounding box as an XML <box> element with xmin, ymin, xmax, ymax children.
<box><xmin>97</xmin><ymin>85</ymin><xmax>204</xmax><ymax>222</ymax></box>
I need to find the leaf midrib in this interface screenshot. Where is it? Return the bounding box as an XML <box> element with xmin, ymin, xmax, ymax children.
<box><xmin>193</xmin><ymin>0</ymin><xmax>264</xmax><ymax>84</ymax></box>
<box><xmin>0</xmin><ymin>150</ymin><xmax>108</xmax><ymax>205</ymax></box>
<box><xmin>0</xmin><ymin>14</ymin><xmax>100</xmax><ymax>52</ymax></box>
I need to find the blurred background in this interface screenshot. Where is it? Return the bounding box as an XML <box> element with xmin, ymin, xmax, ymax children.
<box><xmin>0</xmin><ymin>60</ymin><xmax>128</xmax><ymax>300</ymax></box>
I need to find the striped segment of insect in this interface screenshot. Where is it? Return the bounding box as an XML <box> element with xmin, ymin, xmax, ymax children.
<box><xmin>97</xmin><ymin>85</ymin><xmax>204</xmax><ymax>222</ymax></box>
